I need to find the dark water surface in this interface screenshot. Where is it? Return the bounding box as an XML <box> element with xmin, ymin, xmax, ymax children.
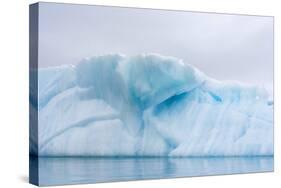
<box><xmin>30</xmin><ymin>156</ymin><xmax>273</xmax><ymax>186</ymax></box>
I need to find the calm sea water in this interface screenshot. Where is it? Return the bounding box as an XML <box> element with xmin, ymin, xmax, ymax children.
<box><xmin>30</xmin><ymin>156</ymin><xmax>273</xmax><ymax>186</ymax></box>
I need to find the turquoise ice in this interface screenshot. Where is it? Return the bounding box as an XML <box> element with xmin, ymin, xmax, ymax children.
<box><xmin>30</xmin><ymin>54</ymin><xmax>273</xmax><ymax>156</ymax></box>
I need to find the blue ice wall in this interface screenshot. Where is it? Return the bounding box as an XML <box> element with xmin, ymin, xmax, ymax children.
<box><xmin>31</xmin><ymin>54</ymin><xmax>273</xmax><ymax>156</ymax></box>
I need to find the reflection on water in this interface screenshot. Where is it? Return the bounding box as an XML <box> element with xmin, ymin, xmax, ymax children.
<box><xmin>30</xmin><ymin>156</ymin><xmax>273</xmax><ymax>186</ymax></box>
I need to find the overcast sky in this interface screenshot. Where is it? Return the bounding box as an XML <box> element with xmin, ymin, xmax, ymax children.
<box><xmin>38</xmin><ymin>2</ymin><xmax>273</xmax><ymax>90</ymax></box>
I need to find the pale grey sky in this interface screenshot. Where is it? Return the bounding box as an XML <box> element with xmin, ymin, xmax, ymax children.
<box><xmin>38</xmin><ymin>2</ymin><xmax>273</xmax><ymax>90</ymax></box>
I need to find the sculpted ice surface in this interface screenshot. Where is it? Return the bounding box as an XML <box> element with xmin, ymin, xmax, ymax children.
<box><xmin>30</xmin><ymin>54</ymin><xmax>273</xmax><ymax>156</ymax></box>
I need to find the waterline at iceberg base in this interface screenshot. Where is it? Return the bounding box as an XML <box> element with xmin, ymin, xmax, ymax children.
<box><xmin>30</xmin><ymin>156</ymin><xmax>273</xmax><ymax>186</ymax></box>
<box><xmin>30</xmin><ymin>54</ymin><xmax>273</xmax><ymax>185</ymax></box>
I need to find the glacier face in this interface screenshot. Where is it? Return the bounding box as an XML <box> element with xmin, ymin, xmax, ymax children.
<box><xmin>31</xmin><ymin>54</ymin><xmax>273</xmax><ymax>156</ymax></box>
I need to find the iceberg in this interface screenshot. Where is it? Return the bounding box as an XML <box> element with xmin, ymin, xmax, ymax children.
<box><xmin>31</xmin><ymin>54</ymin><xmax>273</xmax><ymax>157</ymax></box>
